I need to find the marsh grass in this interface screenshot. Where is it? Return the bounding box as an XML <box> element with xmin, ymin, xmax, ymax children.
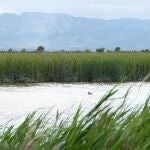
<box><xmin>0</xmin><ymin>53</ymin><xmax>149</xmax><ymax>83</ymax></box>
<box><xmin>0</xmin><ymin>87</ymin><xmax>149</xmax><ymax>150</ymax></box>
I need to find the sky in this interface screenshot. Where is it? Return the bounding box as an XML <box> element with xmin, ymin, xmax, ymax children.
<box><xmin>0</xmin><ymin>0</ymin><xmax>150</xmax><ymax>19</ymax></box>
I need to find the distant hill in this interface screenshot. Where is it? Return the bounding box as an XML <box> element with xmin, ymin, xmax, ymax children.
<box><xmin>0</xmin><ymin>12</ymin><xmax>150</xmax><ymax>50</ymax></box>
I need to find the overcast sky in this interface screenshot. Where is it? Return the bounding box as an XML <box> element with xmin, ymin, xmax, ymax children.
<box><xmin>0</xmin><ymin>0</ymin><xmax>150</xmax><ymax>19</ymax></box>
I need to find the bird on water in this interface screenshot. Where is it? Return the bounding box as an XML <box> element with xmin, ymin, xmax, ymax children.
<box><xmin>88</xmin><ymin>91</ymin><xmax>93</xmax><ymax>95</ymax></box>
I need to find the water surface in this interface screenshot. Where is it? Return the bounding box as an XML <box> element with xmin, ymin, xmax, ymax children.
<box><xmin>0</xmin><ymin>83</ymin><xmax>149</xmax><ymax>124</ymax></box>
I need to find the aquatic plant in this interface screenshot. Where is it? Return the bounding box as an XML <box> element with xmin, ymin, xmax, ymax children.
<box><xmin>0</xmin><ymin>53</ymin><xmax>149</xmax><ymax>83</ymax></box>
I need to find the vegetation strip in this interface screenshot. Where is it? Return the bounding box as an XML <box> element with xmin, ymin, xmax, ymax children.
<box><xmin>0</xmin><ymin>53</ymin><xmax>149</xmax><ymax>83</ymax></box>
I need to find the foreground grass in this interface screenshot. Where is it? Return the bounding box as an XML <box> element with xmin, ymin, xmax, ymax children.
<box><xmin>0</xmin><ymin>53</ymin><xmax>149</xmax><ymax>83</ymax></box>
<box><xmin>0</xmin><ymin>88</ymin><xmax>149</xmax><ymax>150</ymax></box>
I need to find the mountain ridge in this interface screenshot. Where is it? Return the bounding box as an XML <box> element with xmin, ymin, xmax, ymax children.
<box><xmin>0</xmin><ymin>12</ymin><xmax>150</xmax><ymax>50</ymax></box>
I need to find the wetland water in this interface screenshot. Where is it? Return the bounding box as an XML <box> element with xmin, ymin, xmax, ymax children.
<box><xmin>0</xmin><ymin>83</ymin><xmax>149</xmax><ymax>124</ymax></box>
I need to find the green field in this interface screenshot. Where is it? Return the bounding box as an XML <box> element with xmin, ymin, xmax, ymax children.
<box><xmin>0</xmin><ymin>53</ymin><xmax>149</xmax><ymax>83</ymax></box>
<box><xmin>0</xmin><ymin>88</ymin><xmax>149</xmax><ymax>150</ymax></box>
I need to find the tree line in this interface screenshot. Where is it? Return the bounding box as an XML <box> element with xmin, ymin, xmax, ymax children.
<box><xmin>1</xmin><ymin>46</ymin><xmax>150</xmax><ymax>53</ymax></box>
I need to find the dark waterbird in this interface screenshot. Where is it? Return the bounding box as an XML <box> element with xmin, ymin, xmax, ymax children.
<box><xmin>88</xmin><ymin>91</ymin><xmax>93</xmax><ymax>95</ymax></box>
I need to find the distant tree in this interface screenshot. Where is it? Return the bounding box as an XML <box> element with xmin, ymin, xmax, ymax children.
<box><xmin>145</xmin><ymin>49</ymin><xmax>149</xmax><ymax>52</ymax></box>
<box><xmin>8</xmin><ymin>48</ymin><xmax>13</xmax><ymax>53</ymax></box>
<box><xmin>36</xmin><ymin>46</ymin><xmax>45</xmax><ymax>52</ymax></box>
<box><xmin>114</xmin><ymin>47</ymin><xmax>121</xmax><ymax>52</ymax></box>
<box><xmin>21</xmin><ymin>48</ymin><xmax>26</xmax><ymax>53</ymax></box>
<box><xmin>60</xmin><ymin>50</ymin><xmax>65</xmax><ymax>53</ymax></box>
<box><xmin>141</xmin><ymin>49</ymin><xmax>149</xmax><ymax>52</ymax></box>
<box><xmin>96</xmin><ymin>48</ymin><xmax>105</xmax><ymax>53</ymax></box>
<box><xmin>84</xmin><ymin>49</ymin><xmax>92</xmax><ymax>53</ymax></box>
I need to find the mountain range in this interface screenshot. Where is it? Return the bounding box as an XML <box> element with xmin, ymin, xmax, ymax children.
<box><xmin>0</xmin><ymin>12</ymin><xmax>150</xmax><ymax>51</ymax></box>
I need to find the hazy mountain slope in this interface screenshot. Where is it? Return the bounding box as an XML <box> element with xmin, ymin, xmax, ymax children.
<box><xmin>0</xmin><ymin>12</ymin><xmax>150</xmax><ymax>50</ymax></box>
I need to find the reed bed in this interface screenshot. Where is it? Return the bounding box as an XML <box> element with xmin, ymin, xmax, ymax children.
<box><xmin>0</xmin><ymin>88</ymin><xmax>149</xmax><ymax>150</ymax></box>
<box><xmin>0</xmin><ymin>53</ymin><xmax>149</xmax><ymax>83</ymax></box>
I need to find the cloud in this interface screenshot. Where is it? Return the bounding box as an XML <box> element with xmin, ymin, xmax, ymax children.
<box><xmin>0</xmin><ymin>0</ymin><xmax>150</xmax><ymax>19</ymax></box>
<box><xmin>85</xmin><ymin>3</ymin><xmax>150</xmax><ymax>19</ymax></box>
<box><xmin>0</xmin><ymin>7</ymin><xmax>7</xmax><ymax>13</ymax></box>
<box><xmin>0</xmin><ymin>7</ymin><xmax>15</xmax><ymax>14</ymax></box>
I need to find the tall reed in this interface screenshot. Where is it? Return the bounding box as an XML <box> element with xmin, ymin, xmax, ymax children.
<box><xmin>0</xmin><ymin>53</ymin><xmax>149</xmax><ymax>83</ymax></box>
<box><xmin>0</xmin><ymin>87</ymin><xmax>149</xmax><ymax>150</ymax></box>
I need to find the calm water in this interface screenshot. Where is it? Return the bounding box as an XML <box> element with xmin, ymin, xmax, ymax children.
<box><xmin>0</xmin><ymin>83</ymin><xmax>149</xmax><ymax>124</ymax></box>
